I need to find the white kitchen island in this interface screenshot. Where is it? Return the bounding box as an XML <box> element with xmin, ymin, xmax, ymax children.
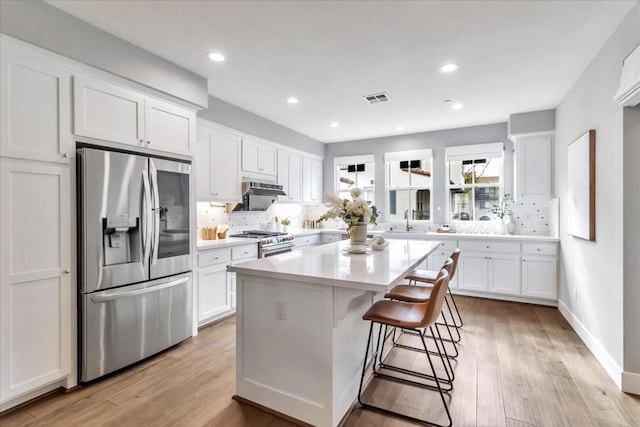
<box><xmin>229</xmin><ymin>239</ymin><xmax>440</xmax><ymax>427</ymax></box>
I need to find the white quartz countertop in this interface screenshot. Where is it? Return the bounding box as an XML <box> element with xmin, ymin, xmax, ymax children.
<box><xmin>229</xmin><ymin>238</ymin><xmax>441</xmax><ymax>292</ymax></box>
<box><xmin>197</xmin><ymin>237</ymin><xmax>260</xmax><ymax>250</ymax></box>
<box><xmin>381</xmin><ymin>231</ymin><xmax>559</xmax><ymax>242</ymax></box>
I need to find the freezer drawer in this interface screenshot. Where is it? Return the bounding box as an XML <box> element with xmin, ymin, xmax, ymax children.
<box><xmin>81</xmin><ymin>273</ymin><xmax>192</xmax><ymax>382</ymax></box>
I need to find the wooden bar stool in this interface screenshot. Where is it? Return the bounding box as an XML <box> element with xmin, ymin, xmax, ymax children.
<box><xmin>357</xmin><ymin>270</ymin><xmax>453</xmax><ymax>427</ymax></box>
<box><xmin>385</xmin><ymin>258</ymin><xmax>459</xmax><ymax>361</ymax></box>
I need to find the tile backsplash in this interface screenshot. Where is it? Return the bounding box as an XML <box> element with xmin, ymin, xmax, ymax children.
<box><xmin>197</xmin><ymin>198</ymin><xmax>559</xmax><ymax>237</ymax></box>
<box><xmin>196</xmin><ymin>202</ymin><xmax>327</xmax><ymax>234</ymax></box>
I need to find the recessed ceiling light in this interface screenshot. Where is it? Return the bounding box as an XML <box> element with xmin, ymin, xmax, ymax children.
<box><xmin>395</xmin><ymin>126</ymin><xmax>404</xmax><ymax>131</ymax></box>
<box><xmin>330</xmin><ymin>122</ymin><xmax>339</xmax><ymax>128</ymax></box>
<box><xmin>451</xmin><ymin>103</ymin><xmax>464</xmax><ymax>110</ymax></box>
<box><xmin>443</xmin><ymin>99</ymin><xmax>452</xmax><ymax>104</ymax></box>
<box><xmin>439</xmin><ymin>63</ymin><xmax>459</xmax><ymax>73</ymax></box>
<box><xmin>207</xmin><ymin>52</ymin><xmax>225</xmax><ymax>62</ymax></box>
<box><xmin>286</xmin><ymin>97</ymin><xmax>299</xmax><ymax>104</ymax></box>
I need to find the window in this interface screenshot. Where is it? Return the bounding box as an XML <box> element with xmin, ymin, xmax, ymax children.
<box><xmin>385</xmin><ymin>149</ymin><xmax>432</xmax><ymax>222</ymax></box>
<box><xmin>334</xmin><ymin>155</ymin><xmax>375</xmax><ymax>203</ymax></box>
<box><xmin>446</xmin><ymin>143</ymin><xmax>504</xmax><ymax>221</ymax></box>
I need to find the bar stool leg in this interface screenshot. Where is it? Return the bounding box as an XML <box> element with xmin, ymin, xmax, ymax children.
<box><xmin>358</xmin><ymin>322</ymin><xmax>453</xmax><ymax>427</ymax></box>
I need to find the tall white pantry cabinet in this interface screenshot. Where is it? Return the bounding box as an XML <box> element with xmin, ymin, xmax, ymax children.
<box><xmin>0</xmin><ymin>47</ymin><xmax>73</xmax><ymax>407</ymax></box>
<box><xmin>0</xmin><ymin>36</ymin><xmax>199</xmax><ymax>410</ymax></box>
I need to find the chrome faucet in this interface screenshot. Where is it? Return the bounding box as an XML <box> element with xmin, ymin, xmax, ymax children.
<box><xmin>405</xmin><ymin>209</ymin><xmax>413</xmax><ymax>232</ymax></box>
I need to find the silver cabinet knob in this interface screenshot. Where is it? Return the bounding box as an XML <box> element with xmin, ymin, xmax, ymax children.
<box><xmin>147</xmin><ymin>140</ymin><xmax>151</xmax><ymax>144</ymax></box>
<box><xmin>64</xmin><ymin>269</ymin><xmax>71</xmax><ymax>274</ymax></box>
<box><xmin>63</xmin><ymin>153</ymin><xmax>70</xmax><ymax>158</ymax></box>
<box><xmin>139</xmin><ymin>139</ymin><xmax>144</xmax><ymax>143</ymax></box>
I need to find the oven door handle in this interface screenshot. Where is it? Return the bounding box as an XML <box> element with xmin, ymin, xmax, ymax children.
<box><xmin>90</xmin><ymin>277</ymin><xmax>189</xmax><ymax>303</ymax></box>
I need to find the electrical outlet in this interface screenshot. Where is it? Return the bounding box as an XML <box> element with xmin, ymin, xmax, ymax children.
<box><xmin>573</xmin><ymin>287</ymin><xmax>578</xmax><ymax>301</ymax></box>
<box><xmin>275</xmin><ymin>301</ymin><xmax>286</xmax><ymax>320</ymax></box>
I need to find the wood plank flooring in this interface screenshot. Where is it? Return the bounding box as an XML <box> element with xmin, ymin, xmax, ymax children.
<box><xmin>1</xmin><ymin>296</ymin><xmax>639</xmax><ymax>426</ymax></box>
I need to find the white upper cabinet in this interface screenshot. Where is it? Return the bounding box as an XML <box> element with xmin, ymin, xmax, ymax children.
<box><xmin>303</xmin><ymin>157</ymin><xmax>323</xmax><ymax>203</ymax></box>
<box><xmin>513</xmin><ymin>133</ymin><xmax>552</xmax><ymax>200</ymax></box>
<box><xmin>144</xmin><ymin>98</ymin><xmax>195</xmax><ymax>156</ymax></box>
<box><xmin>1</xmin><ymin>50</ymin><xmax>71</xmax><ymax>163</ymax></box>
<box><xmin>0</xmin><ymin>159</ymin><xmax>71</xmax><ymax>404</ymax></box>
<box><xmin>196</xmin><ymin>122</ymin><xmax>242</xmax><ymax>202</ymax></box>
<box><xmin>277</xmin><ymin>149</ymin><xmax>303</xmax><ymax>202</ymax></box>
<box><xmin>74</xmin><ymin>74</ymin><xmax>145</xmax><ymax>148</ymax></box>
<box><xmin>242</xmin><ymin>137</ymin><xmax>277</xmax><ymax>177</ymax></box>
<box><xmin>74</xmin><ymin>74</ymin><xmax>195</xmax><ymax>156</ymax></box>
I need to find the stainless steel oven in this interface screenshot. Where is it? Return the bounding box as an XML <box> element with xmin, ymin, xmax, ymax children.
<box><xmin>229</xmin><ymin>230</ymin><xmax>294</xmax><ymax>258</ymax></box>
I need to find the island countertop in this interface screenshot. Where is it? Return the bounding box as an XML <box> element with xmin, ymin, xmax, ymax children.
<box><xmin>229</xmin><ymin>238</ymin><xmax>441</xmax><ymax>292</ymax></box>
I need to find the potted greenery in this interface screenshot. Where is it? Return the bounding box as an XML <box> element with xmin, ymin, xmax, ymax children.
<box><xmin>280</xmin><ymin>218</ymin><xmax>291</xmax><ymax>233</ymax></box>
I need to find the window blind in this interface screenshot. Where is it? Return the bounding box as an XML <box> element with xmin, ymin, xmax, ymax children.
<box><xmin>384</xmin><ymin>149</ymin><xmax>432</xmax><ymax>162</ymax></box>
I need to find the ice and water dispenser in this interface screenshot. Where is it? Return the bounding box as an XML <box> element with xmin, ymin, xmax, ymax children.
<box><xmin>103</xmin><ymin>213</ymin><xmax>140</xmax><ymax>266</ymax></box>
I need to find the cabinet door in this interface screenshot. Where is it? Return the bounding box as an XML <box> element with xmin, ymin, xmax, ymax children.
<box><xmin>1</xmin><ymin>51</ymin><xmax>71</xmax><ymax>163</ymax></box>
<box><xmin>197</xmin><ymin>263</ymin><xmax>231</xmax><ymax>325</ymax></box>
<box><xmin>144</xmin><ymin>98</ymin><xmax>195</xmax><ymax>156</ymax></box>
<box><xmin>211</xmin><ymin>131</ymin><xmax>242</xmax><ymax>202</ymax></box>
<box><xmin>287</xmin><ymin>152</ymin><xmax>303</xmax><ymax>202</ymax></box>
<box><xmin>0</xmin><ymin>159</ymin><xmax>71</xmax><ymax>402</ymax></box>
<box><xmin>458</xmin><ymin>251</ymin><xmax>488</xmax><ymax>291</ymax></box>
<box><xmin>277</xmin><ymin>150</ymin><xmax>289</xmax><ymax>200</ymax></box>
<box><xmin>303</xmin><ymin>157</ymin><xmax>323</xmax><ymax>203</ymax></box>
<box><xmin>488</xmin><ymin>253</ymin><xmax>521</xmax><ymax>295</ymax></box>
<box><xmin>73</xmin><ymin>74</ymin><xmax>145</xmax><ymax>147</ymax></box>
<box><xmin>241</xmin><ymin>138</ymin><xmax>261</xmax><ymax>174</ymax></box>
<box><xmin>428</xmin><ymin>249</ymin><xmax>459</xmax><ymax>289</ymax></box>
<box><xmin>195</xmin><ymin>127</ymin><xmax>213</xmax><ymax>199</ymax></box>
<box><xmin>514</xmin><ymin>134</ymin><xmax>552</xmax><ymax>200</ymax></box>
<box><xmin>522</xmin><ymin>255</ymin><xmax>557</xmax><ymax>299</ymax></box>
<box><xmin>260</xmin><ymin>144</ymin><xmax>277</xmax><ymax>176</ymax></box>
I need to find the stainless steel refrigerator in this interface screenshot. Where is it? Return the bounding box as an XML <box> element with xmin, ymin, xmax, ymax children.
<box><xmin>78</xmin><ymin>147</ymin><xmax>193</xmax><ymax>382</ymax></box>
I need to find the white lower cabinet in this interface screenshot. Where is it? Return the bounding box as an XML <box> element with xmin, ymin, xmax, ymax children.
<box><xmin>197</xmin><ymin>243</ymin><xmax>258</xmax><ymax>326</ymax></box>
<box><xmin>521</xmin><ymin>243</ymin><xmax>558</xmax><ymax>299</ymax></box>
<box><xmin>458</xmin><ymin>240</ymin><xmax>521</xmax><ymax>296</ymax></box>
<box><xmin>0</xmin><ymin>159</ymin><xmax>71</xmax><ymax>404</ymax></box>
<box><xmin>321</xmin><ymin>233</ymin><xmax>341</xmax><ymax>245</ymax></box>
<box><xmin>198</xmin><ymin>262</ymin><xmax>230</xmax><ymax>324</ymax></box>
<box><xmin>427</xmin><ymin>240</ymin><xmax>459</xmax><ymax>288</ymax></box>
<box><xmin>294</xmin><ymin>234</ymin><xmax>322</xmax><ymax>248</ymax></box>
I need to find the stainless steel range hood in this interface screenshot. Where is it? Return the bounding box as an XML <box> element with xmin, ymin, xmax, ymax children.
<box><xmin>232</xmin><ymin>182</ymin><xmax>286</xmax><ymax>211</ymax></box>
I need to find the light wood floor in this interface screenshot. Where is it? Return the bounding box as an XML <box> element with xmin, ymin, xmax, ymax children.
<box><xmin>1</xmin><ymin>296</ymin><xmax>639</xmax><ymax>427</ymax></box>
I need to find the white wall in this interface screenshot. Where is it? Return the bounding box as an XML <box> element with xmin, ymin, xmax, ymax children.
<box><xmin>0</xmin><ymin>0</ymin><xmax>208</xmax><ymax>107</ymax></box>
<box><xmin>555</xmin><ymin>3</ymin><xmax>639</xmax><ymax>388</ymax></box>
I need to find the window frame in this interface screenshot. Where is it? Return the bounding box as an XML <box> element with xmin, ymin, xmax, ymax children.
<box><xmin>384</xmin><ymin>149</ymin><xmax>433</xmax><ymax>223</ymax></box>
<box><xmin>333</xmin><ymin>154</ymin><xmax>375</xmax><ymax>204</ymax></box>
<box><xmin>445</xmin><ymin>143</ymin><xmax>505</xmax><ymax>222</ymax></box>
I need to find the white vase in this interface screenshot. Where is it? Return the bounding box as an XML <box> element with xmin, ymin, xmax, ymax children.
<box><xmin>497</xmin><ymin>221</ymin><xmax>507</xmax><ymax>235</ymax></box>
<box><xmin>505</xmin><ymin>213</ymin><xmax>516</xmax><ymax>235</ymax></box>
<box><xmin>349</xmin><ymin>222</ymin><xmax>368</xmax><ymax>247</ymax></box>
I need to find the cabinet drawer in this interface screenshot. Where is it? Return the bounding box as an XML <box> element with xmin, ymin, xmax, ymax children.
<box><xmin>232</xmin><ymin>244</ymin><xmax>258</xmax><ymax>260</ymax></box>
<box><xmin>431</xmin><ymin>240</ymin><xmax>457</xmax><ymax>251</ymax></box>
<box><xmin>295</xmin><ymin>234</ymin><xmax>321</xmax><ymax>247</ymax></box>
<box><xmin>458</xmin><ymin>240</ymin><xmax>520</xmax><ymax>253</ymax></box>
<box><xmin>198</xmin><ymin>248</ymin><xmax>231</xmax><ymax>267</ymax></box>
<box><xmin>522</xmin><ymin>243</ymin><xmax>557</xmax><ymax>256</ymax></box>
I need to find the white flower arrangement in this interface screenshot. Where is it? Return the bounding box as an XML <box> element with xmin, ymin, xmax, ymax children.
<box><xmin>318</xmin><ymin>188</ymin><xmax>379</xmax><ymax>230</ymax></box>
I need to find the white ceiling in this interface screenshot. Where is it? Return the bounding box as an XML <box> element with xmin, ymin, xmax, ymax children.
<box><xmin>48</xmin><ymin>0</ymin><xmax>636</xmax><ymax>143</ymax></box>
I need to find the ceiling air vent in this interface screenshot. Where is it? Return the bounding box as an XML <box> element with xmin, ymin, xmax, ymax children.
<box><xmin>363</xmin><ymin>92</ymin><xmax>390</xmax><ymax>104</ymax></box>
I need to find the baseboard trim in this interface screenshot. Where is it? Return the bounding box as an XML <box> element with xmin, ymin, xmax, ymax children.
<box><xmin>557</xmin><ymin>299</ymin><xmax>622</xmax><ymax>388</ymax></box>
<box><xmin>622</xmin><ymin>371</ymin><xmax>640</xmax><ymax>395</ymax></box>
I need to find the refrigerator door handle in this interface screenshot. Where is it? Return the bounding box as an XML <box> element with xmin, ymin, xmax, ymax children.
<box><xmin>149</xmin><ymin>159</ymin><xmax>160</xmax><ymax>265</ymax></box>
<box><xmin>90</xmin><ymin>277</ymin><xmax>189</xmax><ymax>303</ymax></box>
<box><xmin>141</xmin><ymin>172</ymin><xmax>152</xmax><ymax>264</ymax></box>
